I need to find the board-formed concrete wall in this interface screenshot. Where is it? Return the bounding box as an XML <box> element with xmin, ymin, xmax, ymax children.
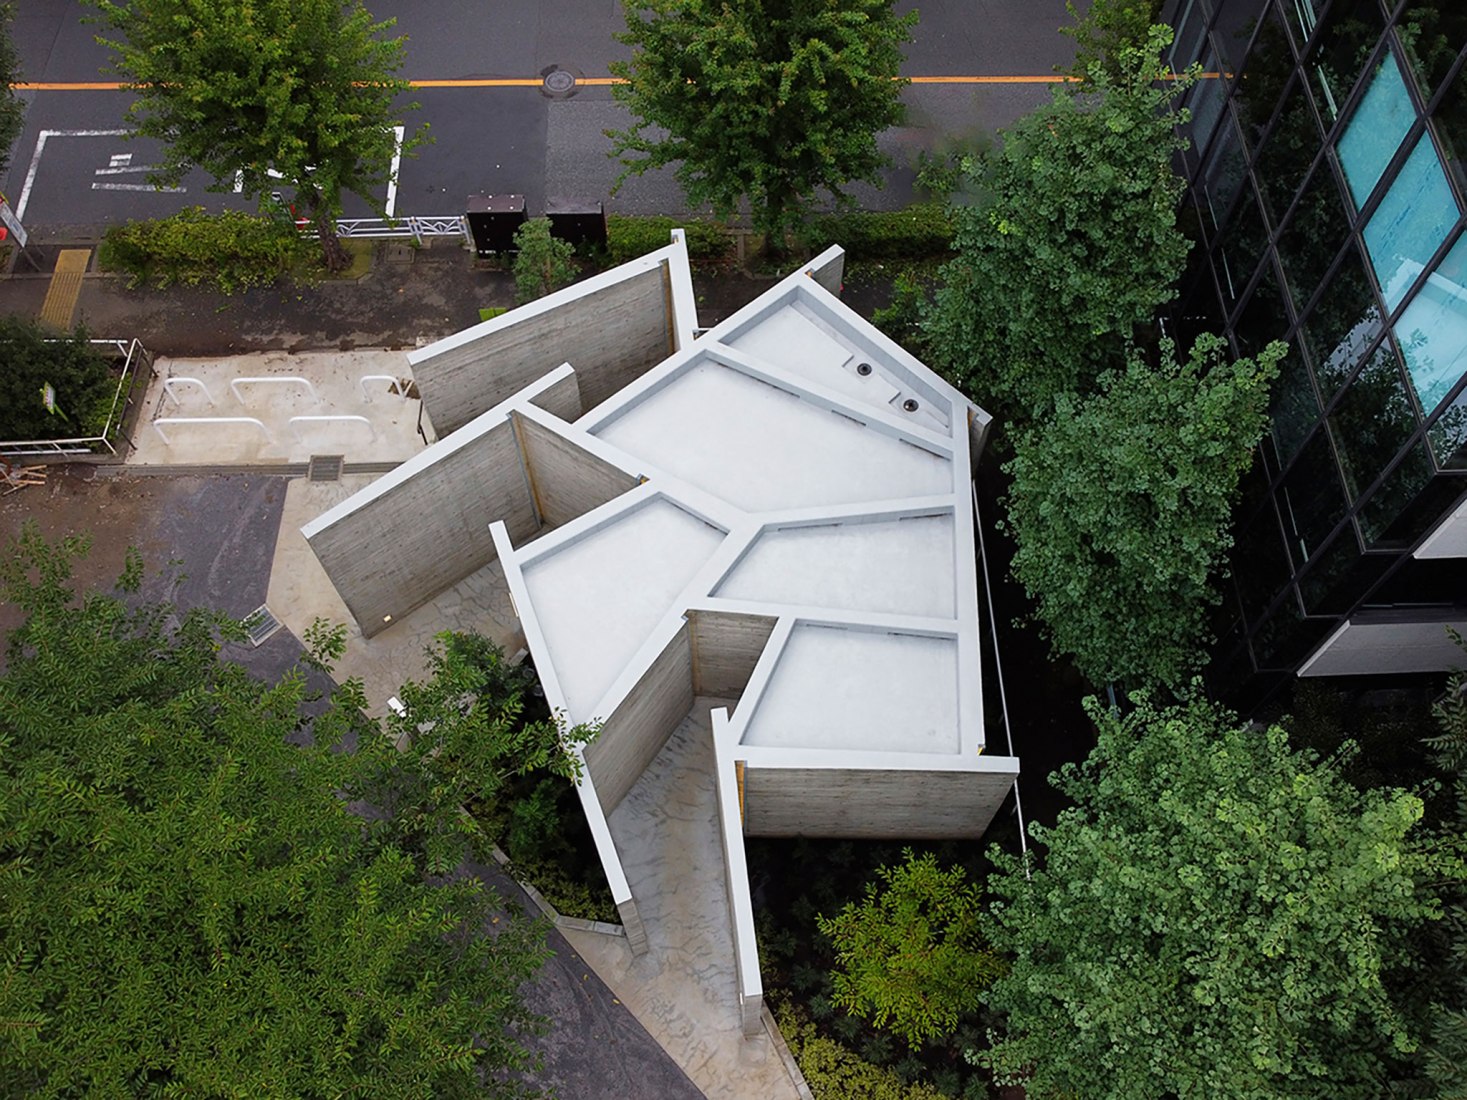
<box><xmin>513</xmin><ymin>413</ymin><xmax>640</xmax><ymax>529</ymax></box>
<box><xmin>413</xmin><ymin>264</ymin><xmax>673</xmax><ymax>436</ymax></box>
<box><xmin>741</xmin><ymin>763</ymin><xmax>1017</xmax><ymax>839</ymax></box>
<box><xmin>583</xmin><ymin>623</ymin><xmax>695</xmax><ymax>814</ymax></box>
<box><xmin>305</xmin><ymin>417</ymin><xmax>538</xmax><ymax>637</ymax></box>
<box><xmin>690</xmin><ymin>610</ymin><xmax>778</xmax><ymax>700</ymax></box>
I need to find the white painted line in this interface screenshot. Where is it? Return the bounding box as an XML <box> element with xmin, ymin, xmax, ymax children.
<box><xmin>92</xmin><ymin>165</ymin><xmax>155</xmax><ymax>175</ymax></box>
<box><xmin>386</xmin><ymin>125</ymin><xmax>404</xmax><ymax>216</ymax></box>
<box><xmin>91</xmin><ymin>183</ymin><xmax>186</xmax><ymax>193</ymax></box>
<box><xmin>108</xmin><ymin>153</ymin><xmax>131</xmax><ymax>167</ymax></box>
<box><xmin>233</xmin><ymin>170</ymin><xmax>243</xmax><ymax>194</ymax></box>
<box><xmin>15</xmin><ymin>128</ymin><xmax>130</xmax><ymax>220</ymax></box>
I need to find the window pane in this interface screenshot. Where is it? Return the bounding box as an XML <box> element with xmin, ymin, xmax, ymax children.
<box><xmin>1300</xmin><ymin>245</ymin><xmax>1384</xmax><ymax>402</ymax></box>
<box><xmin>1277</xmin><ymin>164</ymin><xmax>1347</xmax><ymax>310</ymax></box>
<box><xmin>1328</xmin><ymin>341</ymin><xmax>1419</xmax><ymax>502</ymax></box>
<box><xmin>1397</xmin><ymin>0</ymin><xmax>1467</xmax><ymax>101</ymax></box>
<box><xmin>1395</xmin><ymin>232</ymin><xmax>1467</xmax><ymax>415</ymax></box>
<box><xmin>1278</xmin><ymin>429</ymin><xmax>1351</xmax><ymax>565</ymax></box>
<box><xmin>1219</xmin><ymin>187</ymin><xmax>1270</xmax><ymax>307</ymax></box>
<box><xmin>1252</xmin><ymin>592</ymin><xmax>1333</xmax><ymax>668</ymax></box>
<box><xmin>1235</xmin><ymin>10</ymin><xmax>1297</xmax><ymax>155</ymax></box>
<box><xmin>1428</xmin><ymin>383</ymin><xmax>1467</xmax><ymax>469</ymax></box>
<box><xmin>1362</xmin><ymin>133</ymin><xmax>1458</xmax><ymax>310</ymax></box>
<box><xmin>1285</xmin><ymin>0</ymin><xmax>1327</xmax><ymax>50</ymax></box>
<box><xmin>1299</xmin><ymin>525</ymin><xmax>1390</xmax><ymax>614</ymax></box>
<box><xmin>1308</xmin><ymin>0</ymin><xmax>1388</xmax><ymax>125</ymax></box>
<box><xmin>1185</xmin><ymin>52</ymin><xmax>1229</xmax><ymax>173</ymax></box>
<box><xmin>1214</xmin><ymin>0</ymin><xmax>1276</xmax><ymax>76</ymax></box>
<box><xmin>1234</xmin><ymin>258</ymin><xmax>1290</xmax><ymax>356</ymax></box>
<box><xmin>1202</xmin><ymin>119</ymin><xmax>1249</xmax><ymax>234</ymax></box>
<box><xmin>1335</xmin><ymin>49</ymin><xmax>1415</xmax><ymax>207</ymax></box>
<box><xmin>1233</xmin><ymin>503</ymin><xmax>1295</xmax><ymax>627</ymax></box>
<box><xmin>1169</xmin><ymin>0</ymin><xmax>1210</xmax><ymax>74</ymax></box>
<box><xmin>1268</xmin><ymin>342</ymin><xmax>1322</xmax><ymax>465</ymax></box>
<box><xmin>1360</xmin><ymin>444</ymin><xmax>1437</xmax><ymax>543</ymax></box>
<box><xmin>1437</xmin><ymin>65</ymin><xmax>1467</xmax><ymax>191</ymax></box>
<box><xmin>1256</xmin><ymin>79</ymin><xmax>1323</xmax><ymax>223</ymax></box>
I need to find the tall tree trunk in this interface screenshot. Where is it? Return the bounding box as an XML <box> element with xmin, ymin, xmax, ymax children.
<box><xmin>307</xmin><ymin>191</ymin><xmax>350</xmax><ymax>273</ymax></box>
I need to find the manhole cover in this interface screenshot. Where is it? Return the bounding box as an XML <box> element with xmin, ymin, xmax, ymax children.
<box><xmin>541</xmin><ymin>66</ymin><xmax>578</xmax><ymax>97</ymax></box>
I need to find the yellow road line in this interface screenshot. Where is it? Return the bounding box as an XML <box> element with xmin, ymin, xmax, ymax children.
<box><xmin>16</xmin><ymin>71</ymin><xmax>1219</xmax><ymax>92</ymax></box>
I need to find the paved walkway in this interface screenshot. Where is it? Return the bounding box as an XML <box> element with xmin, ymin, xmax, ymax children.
<box><xmin>565</xmin><ymin>703</ymin><xmax>805</xmax><ymax>1100</ymax></box>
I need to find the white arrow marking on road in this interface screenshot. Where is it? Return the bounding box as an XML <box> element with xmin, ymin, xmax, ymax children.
<box><xmin>16</xmin><ymin>129</ymin><xmax>130</xmax><ymax>220</ymax></box>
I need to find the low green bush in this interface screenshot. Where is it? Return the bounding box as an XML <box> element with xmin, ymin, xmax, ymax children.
<box><xmin>799</xmin><ymin>204</ymin><xmax>953</xmax><ymax>261</ymax></box>
<box><xmin>606</xmin><ymin>215</ymin><xmax>734</xmax><ymax>264</ymax></box>
<box><xmin>774</xmin><ymin>1001</ymin><xmax>948</xmax><ymax>1100</ymax></box>
<box><xmin>0</xmin><ymin>317</ymin><xmax>115</xmax><ymax>442</ymax></box>
<box><xmin>100</xmin><ymin>206</ymin><xmax>305</xmax><ymax>294</ymax></box>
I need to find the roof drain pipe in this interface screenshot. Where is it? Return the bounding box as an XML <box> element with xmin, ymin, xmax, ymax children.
<box><xmin>971</xmin><ymin>479</ymin><xmax>1030</xmax><ymax>877</ymax></box>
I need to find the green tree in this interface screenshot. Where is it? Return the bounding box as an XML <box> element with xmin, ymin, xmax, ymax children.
<box><xmin>0</xmin><ymin>526</ymin><xmax>550</xmax><ymax>1097</ymax></box>
<box><xmin>608</xmin><ymin>0</ymin><xmax>916</xmax><ymax>245</ymax></box>
<box><xmin>88</xmin><ymin>0</ymin><xmax>423</xmax><ymax>271</ymax></box>
<box><xmin>926</xmin><ymin>24</ymin><xmax>1192</xmax><ymax>417</ymax></box>
<box><xmin>819</xmin><ymin>850</ymin><xmax>1002</xmax><ymax>1049</ymax></box>
<box><xmin>0</xmin><ymin>4</ymin><xmax>25</xmax><ymax>181</ymax></box>
<box><xmin>1002</xmin><ymin>335</ymin><xmax>1286</xmax><ymax>689</ymax></box>
<box><xmin>1059</xmin><ymin>0</ymin><xmax>1166</xmax><ymax>81</ymax></box>
<box><xmin>512</xmin><ymin>218</ymin><xmax>578</xmax><ymax>305</ymax></box>
<box><xmin>979</xmin><ymin>694</ymin><xmax>1460</xmax><ymax>1100</ymax></box>
<box><xmin>0</xmin><ymin>316</ymin><xmax>115</xmax><ymax>441</ymax></box>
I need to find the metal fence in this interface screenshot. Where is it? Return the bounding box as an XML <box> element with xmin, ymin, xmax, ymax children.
<box><xmin>311</xmin><ymin>215</ymin><xmax>469</xmax><ymax>246</ymax></box>
<box><xmin>0</xmin><ymin>338</ymin><xmax>151</xmax><ymax>459</ymax></box>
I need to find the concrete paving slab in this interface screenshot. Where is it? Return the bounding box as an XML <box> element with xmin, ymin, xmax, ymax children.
<box><xmin>265</xmin><ymin>475</ymin><xmax>524</xmax><ymax>718</ymax></box>
<box><xmin>564</xmin><ymin>701</ymin><xmax>804</xmax><ymax>1100</ymax></box>
<box><xmin>132</xmin><ymin>349</ymin><xmax>423</xmax><ymax>466</ymax></box>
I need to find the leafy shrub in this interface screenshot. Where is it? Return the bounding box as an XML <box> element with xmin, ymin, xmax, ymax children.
<box><xmin>799</xmin><ymin>204</ymin><xmax>953</xmax><ymax>261</ymax></box>
<box><xmin>606</xmin><ymin>215</ymin><xmax>734</xmax><ymax>264</ymax></box>
<box><xmin>774</xmin><ymin>1002</ymin><xmax>947</xmax><ymax>1100</ymax></box>
<box><xmin>100</xmin><ymin>206</ymin><xmax>304</xmax><ymax>293</ymax></box>
<box><xmin>512</xmin><ymin>217</ymin><xmax>578</xmax><ymax>304</ymax></box>
<box><xmin>0</xmin><ymin>317</ymin><xmax>115</xmax><ymax>442</ymax></box>
<box><xmin>870</xmin><ymin>271</ymin><xmax>933</xmax><ymax>359</ymax></box>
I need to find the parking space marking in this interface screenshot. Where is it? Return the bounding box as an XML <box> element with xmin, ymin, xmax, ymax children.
<box><xmin>16</xmin><ymin>129</ymin><xmax>129</xmax><ymax>220</ymax></box>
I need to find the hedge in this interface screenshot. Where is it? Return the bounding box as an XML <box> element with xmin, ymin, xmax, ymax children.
<box><xmin>798</xmin><ymin>203</ymin><xmax>954</xmax><ymax>261</ymax></box>
<box><xmin>99</xmin><ymin>206</ymin><xmax>305</xmax><ymax>294</ymax></box>
<box><xmin>0</xmin><ymin>317</ymin><xmax>115</xmax><ymax>441</ymax></box>
<box><xmin>606</xmin><ymin>215</ymin><xmax>734</xmax><ymax>264</ymax></box>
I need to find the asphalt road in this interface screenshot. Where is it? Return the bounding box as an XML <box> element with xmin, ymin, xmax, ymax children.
<box><xmin>4</xmin><ymin>0</ymin><xmax>1080</xmax><ymax>230</ymax></box>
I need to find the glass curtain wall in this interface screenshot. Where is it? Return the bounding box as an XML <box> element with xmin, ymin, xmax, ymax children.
<box><xmin>1162</xmin><ymin>0</ymin><xmax>1467</xmax><ymax>707</ymax></box>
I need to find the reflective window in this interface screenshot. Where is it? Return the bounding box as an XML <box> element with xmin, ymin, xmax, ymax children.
<box><xmin>1328</xmin><ymin>341</ymin><xmax>1419</xmax><ymax>502</ymax></box>
<box><xmin>1219</xmin><ymin>187</ymin><xmax>1270</xmax><ymax>306</ymax></box>
<box><xmin>1300</xmin><ymin>245</ymin><xmax>1383</xmax><ymax>401</ymax></box>
<box><xmin>1233</xmin><ymin>501</ymin><xmax>1295</xmax><ymax>627</ymax></box>
<box><xmin>1186</xmin><ymin>51</ymin><xmax>1230</xmax><ymax>172</ymax></box>
<box><xmin>1335</xmin><ymin>49</ymin><xmax>1415</xmax><ymax>207</ymax></box>
<box><xmin>1169</xmin><ymin>0</ymin><xmax>1211</xmax><ymax>74</ymax></box>
<box><xmin>1256</xmin><ymin>79</ymin><xmax>1323</xmax><ymax>223</ymax></box>
<box><xmin>1428</xmin><ymin>383</ymin><xmax>1467</xmax><ymax>469</ymax></box>
<box><xmin>1277</xmin><ymin>165</ymin><xmax>1347</xmax><ymax>310</ymax></box>
<box><xmin>1434</xmin><ymin>70</ymin><xmax>1467</xmax><ymax>208</ymax></box>
<box><xmin>1395</xmin><ymin>232</ymin><xmax>1467</xmax><ymax>416</ymax></box>
<box><xmin>1285</xmin><ymin>0</ymin><xmax>1327</xmax><ymax>50</ymax></box>
<box><xmin>1360</xmin><ymin>444</ymin><xmax>1437</xmax><ymax>543</ymax></box>
<box><xmin>1268</xmin><ymin>342</ymin><xmax>1322</xmax><ymax>465</ymax></box>
<box><xmin>1235</xmin><ymin>10</ymin><xmax>1297</xmax><ymax>155</ymax></box>
<box><xmin>1362</xmin><ymin>133</ymin><xmax>1458</xmax><ymax>310</ymax></box>
<box><xmin>1201</xmin><ymin>118</ymin><xmax>1249</xmax><ymax>233</ymax></box>
<box><xmin>1233</xmin><ymin>258</ymin><xmax>1289</xmax><ymax>356</ymax></box>
<box><xmin>1277</xmin><ymin>429</ymin><xmax>1350</xmax><ymax>565</ymax></box>
<box><xmin>1397</xmin><ymin>0</ymin><xmax>1467</xmax><ymax>101</ymax></box>
<box><xmin>1308</xmin><ymin>0</ymin><xmax>1388</xmax><ymax>125</ymax></box>
<box><xmin>1299</xmin><ymin>524</ymin><xmax>1390</xmax><ymax>614</ymax></box>
<box><xmin>1215</xmin><ymin>0</ymin><xmax>1276</xmax><ymax>76</ymax></box>
<box><xmin>1252</xmin><ymin>591</ymin><xmax>1332</xmax><ymax>668</ymax></box>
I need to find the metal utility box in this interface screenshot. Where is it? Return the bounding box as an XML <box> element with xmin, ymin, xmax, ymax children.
<box><xmin>465</xmin><ymin>194</ymin><xmax>526</xmax><ymax>255</ymax></box>
<box><xmin>546</xmin><ymin>200</ymin><xmax>607</xmax><ymax>249</ymax></box>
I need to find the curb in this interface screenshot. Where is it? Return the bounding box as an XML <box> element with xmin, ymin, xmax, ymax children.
<box><xmin>762</xmin><ymin>1006</ymin><xmax>817</xmax><ymax>1100</ymax></box>
<box><xmin>486</xmin><ymin>843</ymin><xmax>625</xmax><ymax>938</ymax></box>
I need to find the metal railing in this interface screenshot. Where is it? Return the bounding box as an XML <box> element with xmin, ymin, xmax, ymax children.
<box><xmin>0</xmin><ymin>339</ymin><xmax>150</xmax><ymax>458</ymax></box>
<box><xmin>305</xmin><ymin>215</ymin><xmax>469</xmax><ymax>246</ymax></box>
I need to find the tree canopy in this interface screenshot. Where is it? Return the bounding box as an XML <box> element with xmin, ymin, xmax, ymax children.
<box><xmin>609</xmin><ymin>0</ymin><xmax>916</xmax><ymax>242</ymax></box>
<box><xmin>0</xmin><ymin>527</ymin><xmax>553</xmax><ymax>1098</ymax></box>
<box><xmin>925</xmin><ymin>24</ymin><xmax>1192</xmax><ymax>417</ymax></box>
<box><xmin>88</xmin><ymin>0</ymin><xmax>423</xmax><ymax>269</ymax></box>
<box><xmin>980</xmin><ymin>693</ymin><xmax>1460</xmax><ymax>1100</ymax></box>
<box><xmin>0</xmin><ymin>4</ymin><xmax>25</xmax><ymax>182</ymax></box>
<box><xmin>1002</xmin><ymin>335</ymin><xmax>1286</xmax><ymax>689</ymax></box>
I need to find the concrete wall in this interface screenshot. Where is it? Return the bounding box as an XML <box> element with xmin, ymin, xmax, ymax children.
<box><xmin>741</xmin><ymin>764</ymin><xmax>1017</xmax><ymax>839</ymax></box>
<box><xmin>514</xmin><ymin>413</ymin><xmax>641</xmax><ymax>529</ymax></box>
<box><xmin>413</xmin><ymin>265</ymin><xmax>673</xmax><ymax>435</ymax></box>
<box><xmin>584</xmin><ymin>622</ymin><xmax>695</xmax><ymax>814</ymax></box>
<box><xmin>305</xmin><ymin>417</ymin><xmax>538</xmax><ymax>637</ymax></box>
<box><xmin>690</xmin><ymin>610</ymin><xmax>779</xmax><ymax>700</ymax></box>
<box><xmin>1300</xmin><ymin>617</ymin><xmax>1467</xmax><ymax>677</ymax></box>
<box><xmin>712</xmin><ymin>710</ymin><xmax>763</xmax><ymax>1037</ymax></box>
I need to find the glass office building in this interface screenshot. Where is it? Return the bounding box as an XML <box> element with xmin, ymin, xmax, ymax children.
<box><xmin>1159</xmin><ymin>0</ymin><xmax>1467</xmax><ymax>706</ymax></box>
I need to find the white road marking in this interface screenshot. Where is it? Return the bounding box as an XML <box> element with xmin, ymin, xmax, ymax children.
<box><xmin>386</xmin><ymin>125</ymin><xmax>404</xmax><ymax>216</ymax></box>
<box><xmin>92</xmin><ymin>165</ymin><xmax>155</xmax><ymax>175</ymax></box>
<box><xmin>16</xmin><ymin>128</ymin><xmax>129</xmax><ymax>220</ymax></box>
<box><xmin>108</xmin><ymin>153</ymin><xmax>131</xmax><ymax>167</ymax></box>
<box><xmin>233</xmin><ymin>170</ymin><xmax>243</xmax><ymax>193</ymax></box>
<box><xmin>91</xmin><ymin>183</ymin><xmax>186</xmax><ymax>193</ymax></box>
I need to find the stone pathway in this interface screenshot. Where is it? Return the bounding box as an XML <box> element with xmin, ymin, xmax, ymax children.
<box><xmin>564</xmin><ymin>701</ymin><xmax>804</xmax><ymax>1100</ymax></box>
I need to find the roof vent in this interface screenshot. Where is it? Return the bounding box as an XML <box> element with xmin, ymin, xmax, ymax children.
<box><xmin>855</xmin><ymin>361</ymin><xmax>873</xmax><ymax>376</ymax></box>
<box><xmin>902</xmin><ymin>398</ymin><xmax>919</xmax><ymax>413</ymax></box>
